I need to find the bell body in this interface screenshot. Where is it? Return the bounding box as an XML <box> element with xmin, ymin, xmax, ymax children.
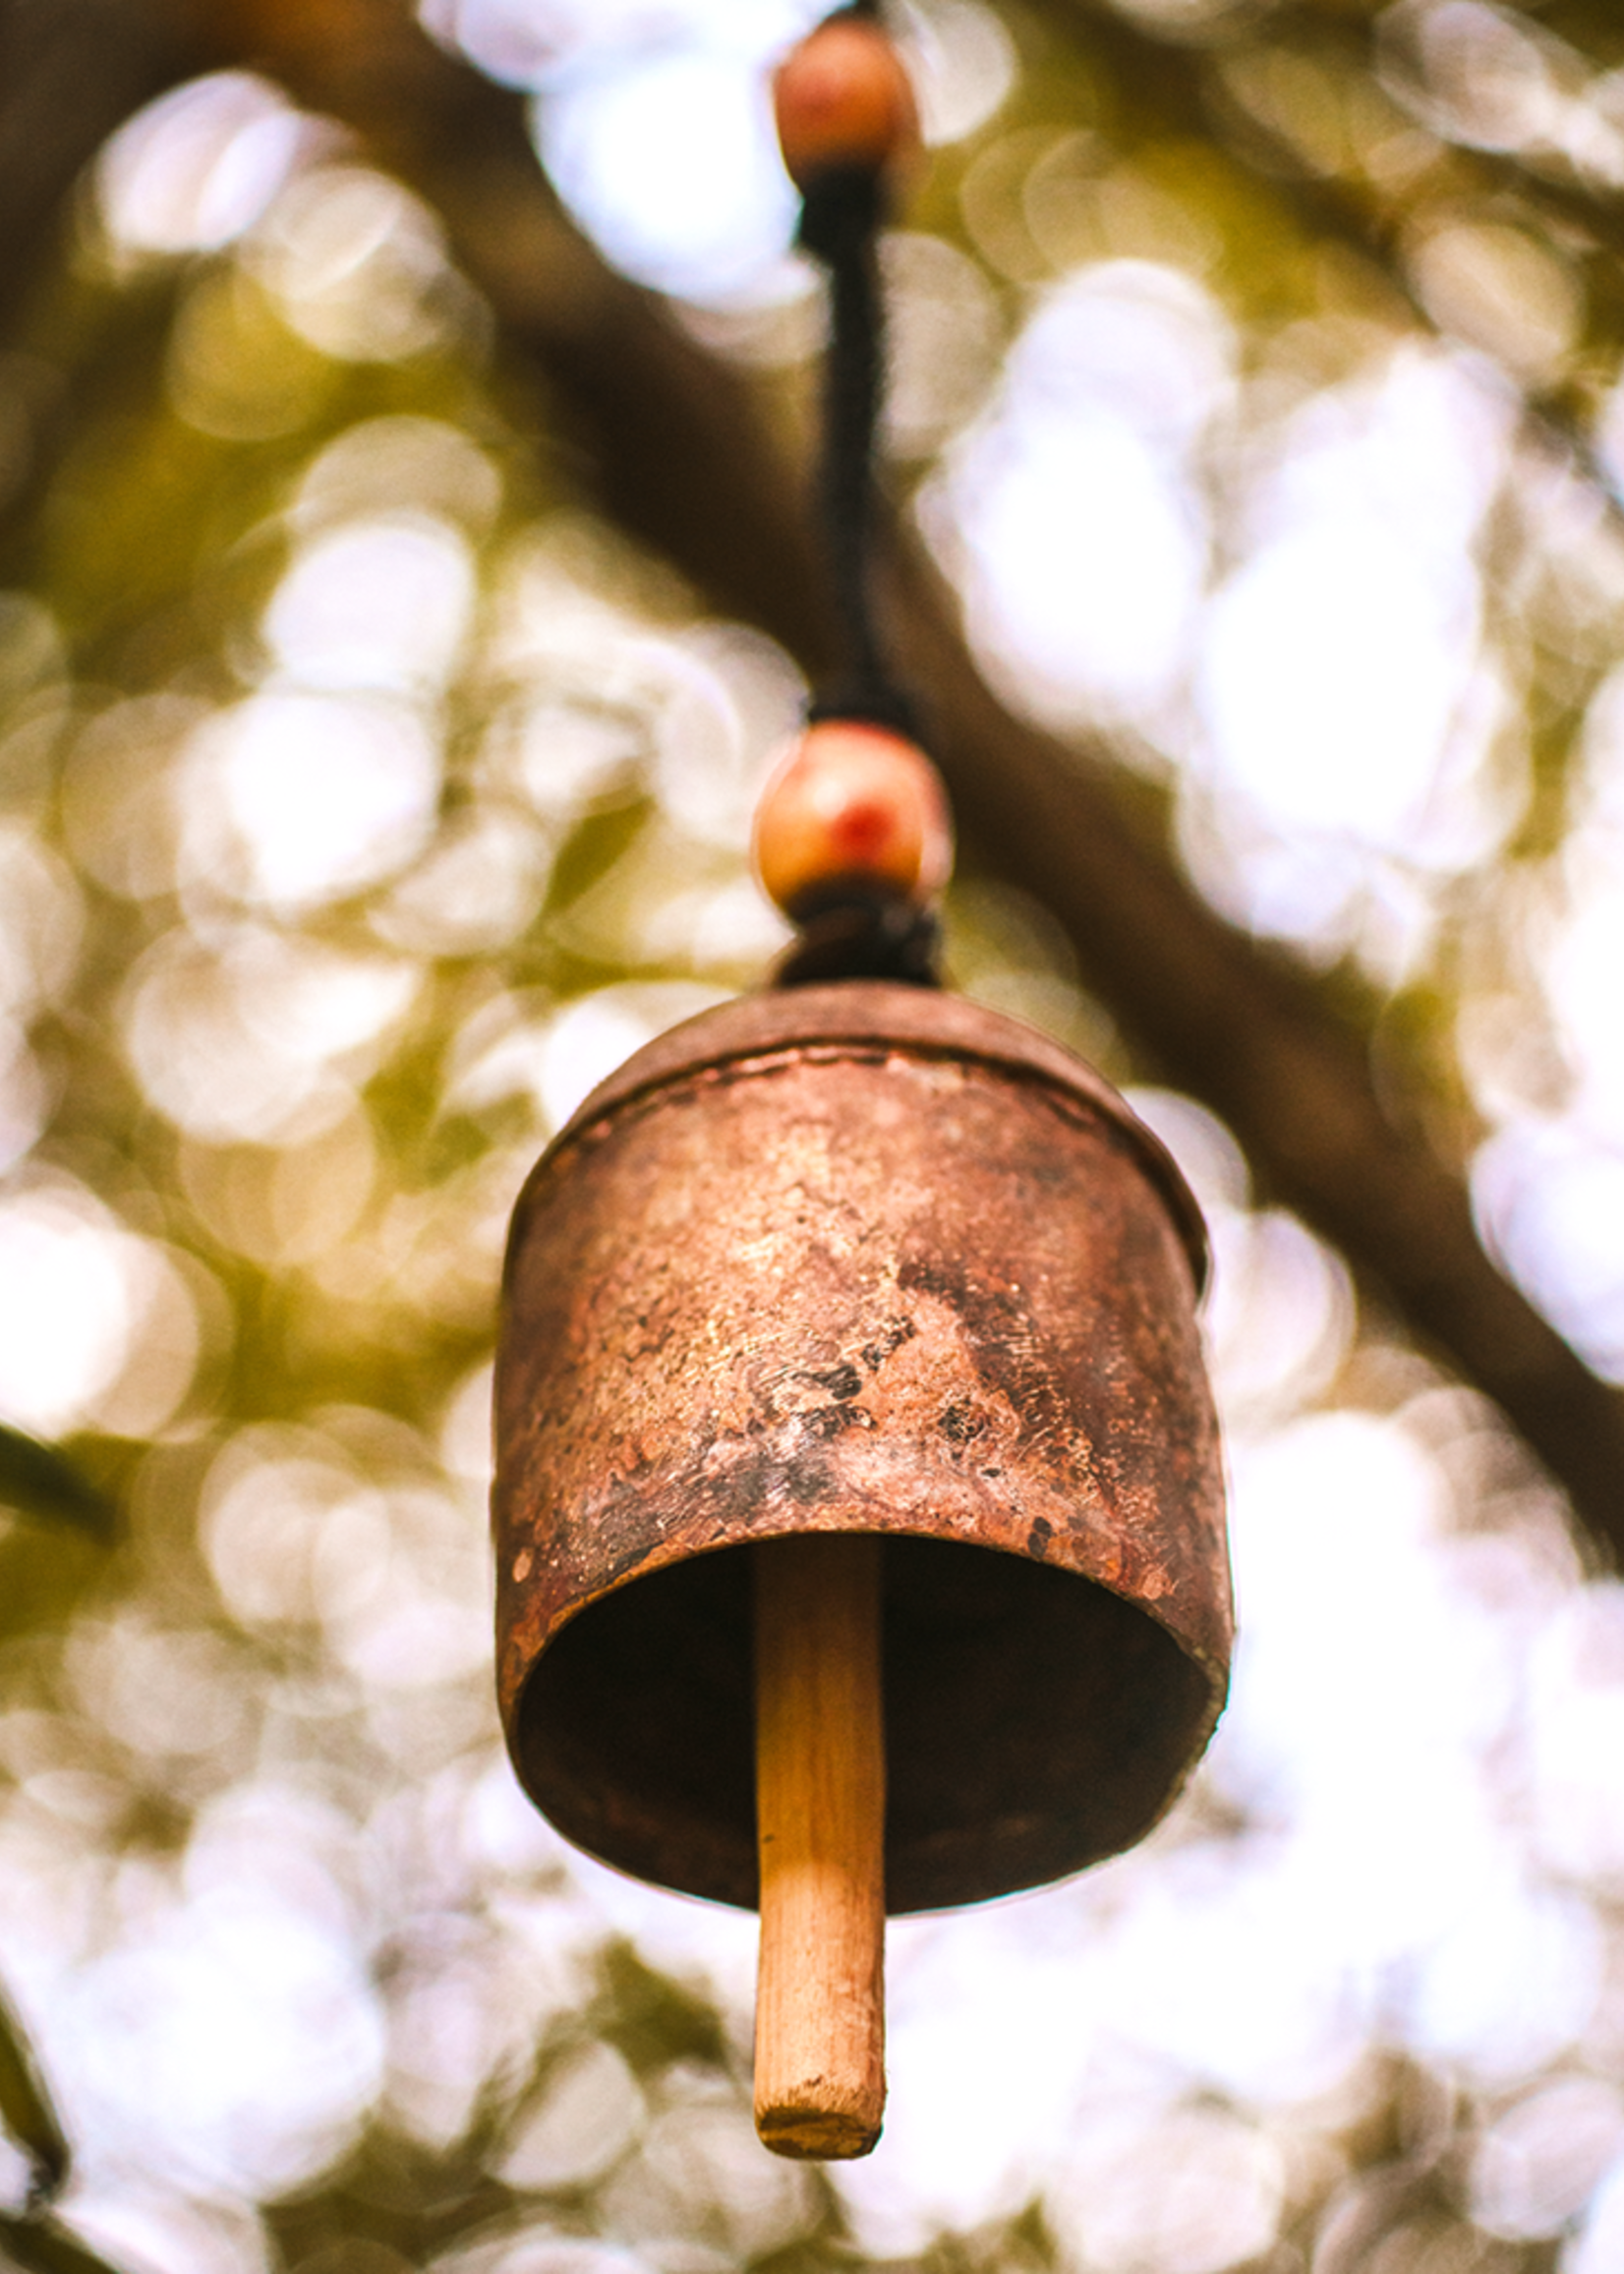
<box><xmin>493</xmin><ymin>981</ymin><xmax>1232</xmax><ymax>1915</ymax></box>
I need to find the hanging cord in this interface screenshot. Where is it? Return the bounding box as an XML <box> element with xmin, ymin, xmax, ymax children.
<box><xmin>800</xmin><ymin>164</ymin><xmax>910</xmax><ymax>733</ymax></box>
<box><xmin>789</xmin><ymin>1</ymin><xmax>903</xmax><ymax>725</ymax></box>
<box><xmin>755</xmin><ymin>5</ymin><xmax>949</xmax><ymax>986</ymax></box>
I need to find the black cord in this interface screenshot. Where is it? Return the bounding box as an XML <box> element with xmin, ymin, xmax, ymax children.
<box><xmin>772</xmin><ymin>886</ymin><xmax>941</xmax><ymax>988</ymax></box>
<box><xmin>801</xmin><ymin>165</ymin><xmax>888</xmax><ymax>715</ymax></box>
<box><xmin>778</xmin><ymin>7</ymin><xmax>942</xmax><ymax>987</ymax></box>
<box><xmin>793</xmin><ymin>58</ymin><xmax>915</xmax><ymax>735</ymax></box>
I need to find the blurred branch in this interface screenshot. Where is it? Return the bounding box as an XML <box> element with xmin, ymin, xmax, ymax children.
<box><xmin>0</xmin><ymin>1427</ymin><xmax>115</xmax><ymax>1539</ymax></box>
<box><xmin>178</xmin><ymin>0</ymin><xmax>853</xmax><ymax>675</ymax></box>
<box><xmin>0</xmin><ymin>0</ymin><xmax>197</xmax><ymax>345</ymax></box>
<box><xmin>4</xmin><ymin>0</ymin><xmax>1624</xmax><ymax>1552</ymax></box>
<box><xmin>0</xmin><ymin>1</ymin><xmax>206</xmax><ymax>583</ymax></box>
<box><xmin>0</xmin><ymin>2211</ymin><xmax>129</xmax><ymax>2274</ymax></box>
<box><xmin>0</xmin><ymin>1977</ymin><xmax>68</xmax><ymax>2212</ymax></box>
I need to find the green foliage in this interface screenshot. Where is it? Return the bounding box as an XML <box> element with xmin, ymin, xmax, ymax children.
<box><xmin>1</xmin><ymin>2</ymin><xmax>1624</xmax><ymax>2270</ymax></box>
<box><xmin>588</xmin><ymin>1940</ymin><xmax>736</xmax><ymax>2079</ymax></box>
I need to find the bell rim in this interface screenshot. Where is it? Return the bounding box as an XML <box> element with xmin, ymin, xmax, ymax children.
<box><xmin>504</xmin><ymin>1503</ymin><xmax>1233</xmax><ymax>1721</ymax></box>
<box><xmin>509</xmin><ymin>1523</ymin><xmax>1230</xmax><ymax>1916</ymax></box>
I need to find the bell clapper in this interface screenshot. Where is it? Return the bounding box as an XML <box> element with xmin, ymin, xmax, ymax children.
<box><xmin>748</xmin><ymin>710</ymin><xmax>938</xmax><ymax>2157</ymax></box>
<box><xmin>750</xmin><ymin>11</ymin><xmax>931</xmax><ymax>2157</ymax></box>
<box><xmin>753</xmin><ymin>1533</ymin><xmax>887</xmax><ymax>2158</ymax></box>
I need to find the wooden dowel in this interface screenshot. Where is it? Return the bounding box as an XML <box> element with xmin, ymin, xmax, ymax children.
<box><xmin>753</xmin><ymin>1532</ymin><xmax>887</xmax><ymax>2159</ymax></box>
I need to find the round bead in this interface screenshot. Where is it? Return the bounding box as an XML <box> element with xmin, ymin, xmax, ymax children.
<box><xmin>772</xmin><ymin>16</ymin><xmax>920</xmax><ymax>193</ymax></box>
<box><xmin>752</xmin><ymin>721</ymin><xmax>954</xmax><ymax>917</ymax></box>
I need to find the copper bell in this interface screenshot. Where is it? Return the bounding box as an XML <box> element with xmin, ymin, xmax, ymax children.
<box><xmin>493</xmin><ymin>980</ymin><xmax>1231</xmax><ymax>1922</ymax></box>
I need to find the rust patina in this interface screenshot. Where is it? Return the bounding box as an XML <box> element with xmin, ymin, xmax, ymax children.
<box><xmin>493</xmin><ymin>980</ymin><xmax>1232</xmax><ymax>1914</ymax></box>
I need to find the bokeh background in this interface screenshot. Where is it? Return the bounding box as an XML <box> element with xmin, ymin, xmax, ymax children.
<box><xmin>5</xmin><ymin>0</ymin><xmax>1624</xmax><ymax>2268</ymax></box>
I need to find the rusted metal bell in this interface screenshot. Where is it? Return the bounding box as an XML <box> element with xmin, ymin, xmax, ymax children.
<box><xmin>493</xmin><ymin>980</ymin><xmax>1232</xmax><ymax>1915</ymax></box>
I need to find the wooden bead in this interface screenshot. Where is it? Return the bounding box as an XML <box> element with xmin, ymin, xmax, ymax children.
<box><xmin>772</xmin><ymin>15</ymin><xmax>921</xmax><ymax>193</ymax></box>
<box><xmin>753</xmin><ymin>721</ymin><xmax>954</xmax><ymax>917</ymax></box>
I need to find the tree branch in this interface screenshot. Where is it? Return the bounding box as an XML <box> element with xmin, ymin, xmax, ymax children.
<box><xmin>5</xmin><ymin>0</ymin><xmax>1623</xmax><ymax>1554</ymax></box>
<box><xmin>0</xmin><ymin>0</ymin><xmax>199</xmax><ymax>344</ymax></box>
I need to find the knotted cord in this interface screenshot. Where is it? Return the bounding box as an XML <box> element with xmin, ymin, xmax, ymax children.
<box><xmin>773</xmin><ymin>3</ymin><xmax>943</xmax><ymax>985</ymax></box>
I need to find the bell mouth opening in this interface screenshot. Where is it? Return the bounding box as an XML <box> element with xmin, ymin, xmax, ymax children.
<box><xmin>510</xmin><ymin>1533</ymin><xmax>1220</xmax><ymax>1916</ymax></box>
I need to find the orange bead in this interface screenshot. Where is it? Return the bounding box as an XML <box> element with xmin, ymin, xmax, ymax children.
<box><xmin>772</xmin><ymin>16</ymin><xmax>921</xmax><ymax>193</ymax></box>
<box><xmin>753</xmin><ymin>721</ymin><xmax>954</xmax><ymax>916</ymax></box>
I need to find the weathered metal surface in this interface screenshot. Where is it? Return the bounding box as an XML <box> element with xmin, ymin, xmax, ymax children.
<box><xmin>493</xmin><ymin>980</ymin><xmax>1231</xmax><ymax>1915</ymax></box>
